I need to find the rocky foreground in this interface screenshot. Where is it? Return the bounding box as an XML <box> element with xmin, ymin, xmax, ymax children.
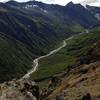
<box><xmin>0</xmin><ymin>79</ymin><xmax>39</xmax><ymax>100</ymax></box>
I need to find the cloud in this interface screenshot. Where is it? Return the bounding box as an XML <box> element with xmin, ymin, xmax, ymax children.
<box><xmin>44</xmin><ymin>0</ymin><xmax>55</xmax><ymax>2</ymax></box>
<box><xmin>37</xmin><ymin>0</ymin><xmax>55</xmax><ymax>3</ymax></box>
<box><xmin>36</xmin><ymin>0</ymin><xmax>70</xmax><ymax>5</ymax></box>
<box><xmin>81</xmin><ymin>0</ymin><xmax>99</xmax><ymax>5</ymax></box>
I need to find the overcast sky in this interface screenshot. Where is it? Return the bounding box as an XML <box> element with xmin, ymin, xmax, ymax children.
<box><xmin>0</xmin><ymin>0</ymin><xmax>100</xmax><ymax>6</ymax></box>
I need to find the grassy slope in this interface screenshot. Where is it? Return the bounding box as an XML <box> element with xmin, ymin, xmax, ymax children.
<box><xmin>31</xmin><ymin>27</ymin><xmax>100</xmax><ymax>88</ymax></box>
<box><xmin>0</xmin><ymin>33</ymin><xmax>33</xmax><ymax>82</ymax></box>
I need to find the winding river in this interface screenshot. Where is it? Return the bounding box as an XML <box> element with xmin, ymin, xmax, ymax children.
<box><xmin>22</xmin><ymin>36</ymin><xmax>74</xmax><ymax>79</ymax></box>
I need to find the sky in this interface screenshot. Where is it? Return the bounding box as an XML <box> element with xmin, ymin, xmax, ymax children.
<box><xmin>0</xmin><ymin>0</ymin><xmax>100</xmax><ymax>6</ymax></box>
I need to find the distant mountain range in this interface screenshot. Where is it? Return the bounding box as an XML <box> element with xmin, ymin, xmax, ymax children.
<box><xmin>0</xmin><ymin>0</ymin><xmax>100</xmax><ymax>82</ymax></box>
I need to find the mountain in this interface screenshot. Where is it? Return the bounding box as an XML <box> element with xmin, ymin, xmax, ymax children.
<box><xmin>6</xmin><ymin>1</ymin><xmax>100</xmax><ymax>28</ymax></box>
<box><xmin>0</xmin><ymin>1</ymin><xmax>100</xmax><ymax>82</ymax></box>
<box><xmin>0</xmin><ymin>2</ymin><xmax>70</xmax><ymax>82</ymax></box>
<box><xmin>65</xmin><ymin>2</ymin><xmax>100</xmax><ymax>28</ymax></box>
<box><xmin>86</xmin><ymin>5</ymin><xmax>100</xmax><ymax>20</ymax></box>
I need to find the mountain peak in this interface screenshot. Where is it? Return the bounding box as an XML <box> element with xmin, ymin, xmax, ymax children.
<box><xmin>66</xmin><ymin>1</ymin><xmax>74</xmax><ymax>6</ymax></box>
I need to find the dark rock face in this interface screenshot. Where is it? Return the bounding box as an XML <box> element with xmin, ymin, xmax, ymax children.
<box><xmin>81</xmin><ymin>93</ymin><xmax>91</xmax><ymax>100</ymax></box>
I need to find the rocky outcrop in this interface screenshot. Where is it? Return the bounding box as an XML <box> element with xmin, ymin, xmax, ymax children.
<box><xmin>41</xmin><ymin>40</ymin><xmax>100</xmax><ymax>100</ymax></box>
<box><xmin>0</xmin><ymin>79</ymin><xmax>39</xmax><ymax>100</ymax></box>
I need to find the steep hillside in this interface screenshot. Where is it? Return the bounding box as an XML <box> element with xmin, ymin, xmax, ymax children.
<box><xmin>0</xmin><ymin>32</ymin><xmax>34</xmax><ymax>82</ymax></box>
<box><xmin>0</xmin><ymin>2</ymin><xmax>72</xmax><ymax>82</ymax></box>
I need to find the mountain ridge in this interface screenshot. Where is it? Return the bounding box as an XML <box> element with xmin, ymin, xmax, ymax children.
<box><xmin>0</xmin><ymin>0</ymin><xmax>100</xmax><ymax>82</ymax></box>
